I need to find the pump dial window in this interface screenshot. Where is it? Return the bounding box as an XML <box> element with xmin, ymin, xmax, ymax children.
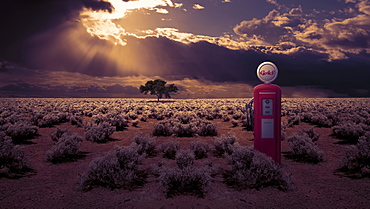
<box><xmin>262</xmin><ymin>99</ymin><xmax>273</xmax><ymax>116</ymax></box>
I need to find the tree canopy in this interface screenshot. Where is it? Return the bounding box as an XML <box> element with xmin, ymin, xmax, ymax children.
<box><xmin>139</xmin><ymin>79</ymin><xmax>178</xmax><ymax>101</ymax></box>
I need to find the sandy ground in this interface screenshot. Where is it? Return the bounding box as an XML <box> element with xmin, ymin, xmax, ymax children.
<box><xmin>0</xmin><ymin>118</ymin><xmax>369</xmax><ymax>209</ymax></box>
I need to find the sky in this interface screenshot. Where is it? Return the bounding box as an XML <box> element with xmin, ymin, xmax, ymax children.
<box><xmin>0</xmin><ymin>0</ymin><xmax>370</xmax><ymax>98</ymax></box>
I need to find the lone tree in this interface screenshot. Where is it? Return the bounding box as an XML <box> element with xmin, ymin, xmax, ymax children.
<box><xmin>140</xmin><ymin>79</ymin><xmax>178</xmax><ymax>101</ymax></box>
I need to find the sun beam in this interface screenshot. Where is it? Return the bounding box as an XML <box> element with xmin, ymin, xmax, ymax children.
<box><xmin>80</xmin><ymin>0</ymin><xmax>179</xmax><ymax>46</ymax></box>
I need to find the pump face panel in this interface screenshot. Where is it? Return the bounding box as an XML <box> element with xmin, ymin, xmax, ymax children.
<box><xmin>261</xmin><ymin>118</ymin><xmax>274</xmax><ymax>138</ymax></box>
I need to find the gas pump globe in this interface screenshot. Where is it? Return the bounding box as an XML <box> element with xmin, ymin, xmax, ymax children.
<box><xmin>253</xmin><ymin>62</ymin><xmax>281</xmax><ymax>164</ymax></box>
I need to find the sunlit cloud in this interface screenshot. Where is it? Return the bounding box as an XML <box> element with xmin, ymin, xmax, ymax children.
<box><xmin>222</xmin><ymin>0</ymin><xmax>231</xmax><ymax>3</ymax></box>
<box><xmin>155</xmin><ymin>8</ymin><xmax>169</xmax><ymax>14</ymax></box>
<box><xmin>80</xmin><ymin>0</ymin><xmax>180</xmax><ymax>46</ymax></box>
<box><xmin>233</xmin><ymin>0</ymin><xmax>370</xmax><ymax>61</ymax></box>
<box><xmin>80</xmin><ymin>0</ymin><xmax>256</xmax><ymax>51</ymax></box>
<box><xmin>173</xmin><ymin>3</ymin><xmax>183</xmax><ymax>8</ymax></box>
<box><xmin>192</xmin><ymin>4</ymin><xmax>205</xmax><ymax>10</ymax></box>
<box><xmin>266</xmin><ymin>0</ymin><xmax>279</xmax><ymax>7</ymax></box>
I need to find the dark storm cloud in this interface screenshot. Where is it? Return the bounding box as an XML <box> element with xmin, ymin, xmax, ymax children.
<box><xmin>86</xmin><ymin>84</ymin><xmax>139</xmax><ymax>95</ymax></box>
<box><xmin>0</xmin><ymin>64</ymin><xmax>141</xmax><ymax>97</ymax></box>
<box><xmin>0</xmin><ymin>82</ymin><xmax>140</xmax><ymax>98</ymax></box>
<box><xmin>0</xmin><ymin>0</ymin><xmax>112</xmax><ymax>61</ymax></box>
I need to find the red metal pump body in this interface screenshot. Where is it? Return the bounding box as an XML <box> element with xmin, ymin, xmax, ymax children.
<box><xmin>253</xmin><ymin>83</ymin><xmax>281</xmax><ymax>164</ymax></box>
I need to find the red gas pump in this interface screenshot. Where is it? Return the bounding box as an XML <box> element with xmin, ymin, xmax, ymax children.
<box><xmin>253</xmin><ymin>62</ymin><xmax>281</xmax><ymax>164</ymax></box>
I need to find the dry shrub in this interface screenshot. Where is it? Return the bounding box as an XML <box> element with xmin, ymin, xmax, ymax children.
<box><xmin>205</xmin><ymin>114</ymin><xmax>214</xmax><ymax>120</ymax></box>
<box><xmin>155</xmin><ymin>153</ymin><xmax>216</xmax><ymax>198</ymax></box>
<box><xmin>0</xmin><ymin>132</ymin><xmax>31</xmax><ymax>174</ymax></box>
<box><xmin>213</xmin><ymin>134</ymin><xmax>237</xmax><ymax>157</ymax></box>
<box><xmin>190</xmin><ymin>142</ymin><xmax>211</xmax><ymax>159</ymax></box>
<box><xmin>131</xmin><ymin>119</ymin><xmax>139</xmax><ymax>127</ymax></box>
<box><xmin>312</xmin><ymin>114</ymin><xmax>332</xmax><ymax>127</ymax></box>
<box><xmin>223</xmin><ymin>115</ymin><xmax>230</xmax><ymax>122</ymax></box>
<box><xmin>156</xmin><ymin>115</ymin><xmax>166</xmax><ymax>120</ymax></box>
<box><xmin>70</xmin><ymin>114</ymin><xmax>83</xmax><ymax>127</ymax></box>
<box><xmin>301</xmin><ymin>127</ymin><xmax>320</xmax><ymax>142</ymax></box>
<box><xmin>46</xmin><ymin>132</ymin><xmax>83</xmax><ymax>164</ymax></box>
<box><xmin>172</xmin><ymin>123</ymin><xmax>198</xmax><ymax>137</ymax></box>
<box><xmin>158</xmin><ymin>166</ymin><xmax>212</xmax><ymax>198</ymax></box>
<box><xmin>110</xmin><ymin>117</ymin><xmax>129</xmax><ymax>131</ymax></box>
<box><xmin>160</xmin><ymin>141</ymin><xmax>180</xmax><ymax>159</ymax></box>
<box><xmin>175</xmin><ymin>150</ymin><xmax>195</xmax><ymax>169</ymax></box>
<box><xmin>223</xmin><ymin>145</ymin><xmax>292</xmax><ymax>191</ymax></box>
<box><xmin>197</xmin><ymin>122</ymin><xmax>218</xmax><ymax>136</ymax></box>
<box><xmin>337</xmin><ymin>132</ymin><xmax>370</xmax><ymax>176</ymax></box>
<box><xmin>85</xmin><ymin>122</ymin><xmax>115</xmax><ymax>143</ymax></box>
<box><xmin>287</xmin><ymin>132</ymin><xmax>325</xmax><ymax>163</ymax></box>
<box><xmin>140</xmin><ymin>115</ymin><xmax>148</xmax><ymax>122</ymax></box>
<box><xmin>152</xmin><ymin>122</ymin><xmax>172</xmax><ymax>136</ymax></box>
<box><xmin>92</xmin><ymin>114</ymin><xmax>129</xmax><ymax>131</ymax></box>
<box><xmin>153</xmin><ymin>116</ymin><xmax>218</xmax><ymax>137</ymax></box>
<box><xmin>287</xmin><ymin>114</ymin><xmax>301</xmax><ymax>127</ymax></box>
<box><xmin>332</xmin><ymin>121</ymin><xmax>367</xmax><ymax>144</ymax></box>
<box><xmin>78</xmin><ymin>146</ymin><xmax>147</xmax><ymax>191</ymax></box>
<box><xmin>154</xmin><ymin>148</ymin><xmax>218</xmax><ymax>198</ymax></box>
<box><xmin>231</xmin><ymin>119</ymin><xmax>238</xmax><ymax>127</ymax></box>
<box><xmin>38</xmin><ymin>114</ymin><xmax>60</xmax><ymax>127</ymax></box>
<box><xmin>2</xmin><ymin>121</ymin><xmax>38</xmax><ymax>144</ymax></box>
<box><xmin>131</xmin><ymin>134</ymin><xmax>156</xmax><ymax>157</ymax></box>
<box><xmin>50</xmin><ymin>128</ymin><xmax>71</xmax><ymax>142</ymax></box>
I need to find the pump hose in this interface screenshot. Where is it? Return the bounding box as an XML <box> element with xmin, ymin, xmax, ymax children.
<box><xmin>245</xmin><ymin>98</ymin><xmax>254</xmax><ymax>131</ymax></box>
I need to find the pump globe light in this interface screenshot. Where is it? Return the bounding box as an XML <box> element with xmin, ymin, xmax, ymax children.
<box><xmin>257</xmin><ymin>62</ymin><xmax>278</xmax><ymax>84</ymax></box>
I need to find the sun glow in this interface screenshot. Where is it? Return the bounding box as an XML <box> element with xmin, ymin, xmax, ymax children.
<box><xmin>80</xmin><ymin>0</ymin><xmax>180</xmax><ymax>46</ymax></box>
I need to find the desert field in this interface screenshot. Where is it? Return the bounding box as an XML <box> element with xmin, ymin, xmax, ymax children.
<box><xmin>0</xmin><ymin>98</ymin><xmax>369</xmax><ymax>209</ymax></box>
